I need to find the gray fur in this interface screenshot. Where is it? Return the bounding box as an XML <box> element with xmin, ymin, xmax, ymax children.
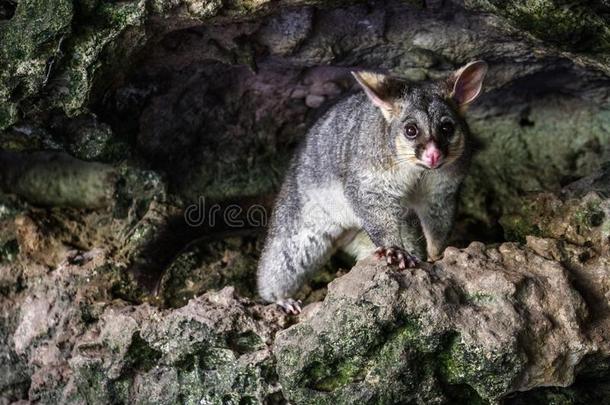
<box><xmin>257</xmin><ymin>68</ymin><xmax>482</xmax><ymax>304</ymax></box>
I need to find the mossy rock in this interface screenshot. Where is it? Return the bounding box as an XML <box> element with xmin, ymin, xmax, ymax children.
<box><xmin>157</xmin><ymin>237</ymin><xmax>261</xmax><ymax>308</ymax></box>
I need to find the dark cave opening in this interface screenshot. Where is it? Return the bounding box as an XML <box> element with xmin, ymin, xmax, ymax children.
<box><xmin>0</xmin><ymin>0</ymin><xmax>16</xmax><ymax>20</ymax></box>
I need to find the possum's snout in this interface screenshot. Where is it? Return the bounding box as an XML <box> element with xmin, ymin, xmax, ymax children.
<box><xmin>422</xmin><ymin>142</ymin><xmax>443</xmax><ymax>169</ymax></box>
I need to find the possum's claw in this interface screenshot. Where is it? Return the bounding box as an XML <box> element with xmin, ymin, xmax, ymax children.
<box><xmin>374</xmin><ymin>246</ymin><xmax>419</xmax><ymax>269</ymax></box>
<box><xmin>277</xmin><ymin>299</ymin><xmax>302</xmax><ymax>315</ymax></box>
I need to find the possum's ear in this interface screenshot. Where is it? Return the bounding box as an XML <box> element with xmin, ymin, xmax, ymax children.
<box><xmin>352</xmin><ymin>71</ymin><xmax>396</xmax><ymax>118</ymax></box>
<box><xmin>448</xmin><ymin>61</ymin><xmax>488</xmax><ymax>107</ymax></box>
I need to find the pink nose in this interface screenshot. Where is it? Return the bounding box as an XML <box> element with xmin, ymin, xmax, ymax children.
<box><xmin>423</xmin><ymin>143</ymin><xmax>442</xmax><ymax>168</ymax></box>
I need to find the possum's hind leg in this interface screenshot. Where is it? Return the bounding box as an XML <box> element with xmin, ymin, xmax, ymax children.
<box><xmin>256</xmin><ymin>218</ymin><xmax>339</xmax><ymax>313</ymax></box>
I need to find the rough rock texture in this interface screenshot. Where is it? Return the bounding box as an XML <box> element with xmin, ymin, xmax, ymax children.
<box><xmin>1</xmin><ymin>247</ymin><xmax>289</xmax><ymax>403</ymax></box>
<box><xmin>1</xmin><ymin>167</ymin><xmax>608</xmax><ymax>404</ymax></box>
<box><xmin>273</xmin><ymin>242</ymin><xmax>597</xmax><ymax>403</ymax></box>
<box><xmin>2</xmin><ymin>0</ymin><xmax>610</xmax><ymax>403</ymax></box>
<box><xmin>465</xmin><ymin>0</ymin><xmax>610</xmax><ymax>74</ymax></box>
<box><xmin>65</xmin><ymin>287</ymin><xmax>288</xmax><ymax>404</ymax></box>
<box><xmin>501</xmin><ymin>162</ymin><xmax>610</xmax><ymax>249</ymax></box>
<box><xmin>0</xmin><ymin>0</ymin><xmax>323</xmax><ymax>129</ymax></box>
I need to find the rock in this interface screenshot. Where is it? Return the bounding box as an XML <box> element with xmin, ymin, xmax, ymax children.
<box><xmin>49</xmin><ymin>113</ymin><xmax>130</xmax><ymax>162</ymax></box>
<box><xmin>500</xmin><ymin>166</ymin><xmax>610</xmax><ymax>251</ymax></box>
<box><xmin>0</xmin><ymin>160</ymin><xmax>168</xmax><ymax>270</ymax></box>
<box><xmin>1</xmin><ymin>162</ymin><xmax>610</xmax><ymax>404</ymax></box>
<box><xmin>464</xmin><ymin>0</ymin><xmax>610</xmax><ymax>74</ymax></box>
<box><xmin>13</xmin><ymin>297</ymin><xmax>52</xmax><ymax>355</ymax></box>
<box><xmin>305</xmin><ymin>94</ymin><xmax>326</xmax><ymax>108</ymax></box>
<box><xmin>0</xmin><ymin>125</ymin><xmax>61</xmax><ymax>152</ymax></box>
<box><xmin>0</xmin><ymin>151</ymin><xmax>117</xmax><ymax>209</ymax></box>
<box><xmin>461</xmin><ymin>94</ymin><xmax>610</xmax><ymax>229</ymax></box>
<box><xmin>0</xmin><ymin>249</ymin><xmax>135</xmax><ymax>403</ymax></box>
<box><xmin>0</xmin><ymin>0</ymin><xmax>73</xmax><ymax>128</ymax></box>
<box><xmin>157</xmin><ymin>237</ymin><xmax>261</xmax><ymax>307</ymax></box>
<box><xmin>309</xmin><ymin>81</ymin><xmax>343</xmax><ymax>97</ymax></box>
<box><xmin>290</xmin><ymin>87</ymin><xmax>308</xmax><ymax>99</ymax></box>
<box><xmin>271</xmin><ymin>168</ymin><xmax>610</xmax><ymax>403</ymax></box>
<box><xmin>273</xmin><ymin>240</ymin><xmax>603</xmax><ymax>403</ymax></box>
<box><xmin>0</xmin><ymin>0</ymin><xmax>365</xmax><ymax>131</ymax></box>
<box><xmin>257</xmin><ymin>8</ymin><xmax>314</xmax><ymax>55</ymax></box>
<box><xmin>14</xmin><ymin>214</ymin><xmax>73</xmax><ymax>268</ymax></box>
<box><xmin>1</xmin><ymin>243</ymin><xmax>290</xmax><ymax>403</ymax></box>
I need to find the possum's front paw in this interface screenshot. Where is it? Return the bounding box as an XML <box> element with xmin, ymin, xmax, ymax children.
<box><xmin>277</xmin><ymin>298</ymin><xmax>302</xmax><ymax>315</ymax></box>
<box><xmin>374</xmin><ymin>246</ymin><xmax>419</xmax><ymax>269</ymax></box>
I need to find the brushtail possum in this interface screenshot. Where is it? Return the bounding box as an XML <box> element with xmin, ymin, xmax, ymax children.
<box><xmin>257</xmin><ymin>61</ymin><xmax>488</xmax><ymax>313</ymax></box>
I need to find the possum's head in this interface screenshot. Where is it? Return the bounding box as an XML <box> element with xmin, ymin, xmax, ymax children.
<box><xmin>352</xmin><ymin>61</ymin><xmax>487</xmax><ymax>169</ymax></box>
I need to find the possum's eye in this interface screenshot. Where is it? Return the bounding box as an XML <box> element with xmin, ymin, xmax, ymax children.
<box><xmin>404</xmin><ymin>124</ymin><xmax>418</xmax><ymax>139</ymax></box>
<box><xmin>440</xmin><ymin>121</ymin><xmax>455</xmax><ymax>137</ymax></box>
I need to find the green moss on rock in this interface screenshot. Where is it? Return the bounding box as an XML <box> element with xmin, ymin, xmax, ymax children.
<box><xmin>573</xmin><ymin>200</ymin><xmax>604</xmax><ymax>229</ymax></box>
<box><xmin>276</xmin><ymin>313</ymin><xmax>491</xmax><ymax>404</ymax></box>
<box><xmin>0</xmin><ymin>0</ymin><xmax>73</xmax><ymax>128</ymax></box>
<box><xmin>122</xmin><ymin>332</ymin><xmax>163</xmax><ymax>374</ymax></box>
<box><xmin>157</xmin><ymin>238</ymin><xmax>261</xmax><ymax>308</ymax></box>
<box><xmin>461</xmin><ymin>103</ymin><xmax>610</xmax><ymax>228</ymax></box>
<box><xmin>304</xmin><ymin>359</ymin><xmax>365</xmax><ymax>392</ymax></box>
<box><xmin>0</xmin><ymin>239</ymin><xmax>19</xmax><ymax>263</ymax></box>
<box><xmin>440</xmin><ymin>336</ymin><xmax>524</xmax><ymax>401</ymax></box>
<box><xmin>499</xmin><ymin>213</ymin><xmax>542</xmax><ymax>243</ymax></box>
<box><xmin>465</xmin><ymin>0</ymin><xmax>610</xmax><ymax>55</ymax></box>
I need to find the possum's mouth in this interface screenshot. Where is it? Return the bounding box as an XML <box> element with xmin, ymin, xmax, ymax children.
<box><xmin>416</xmin><ymin>161</ymin><xmax>445</xmax><ymax>170</ymax></box>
